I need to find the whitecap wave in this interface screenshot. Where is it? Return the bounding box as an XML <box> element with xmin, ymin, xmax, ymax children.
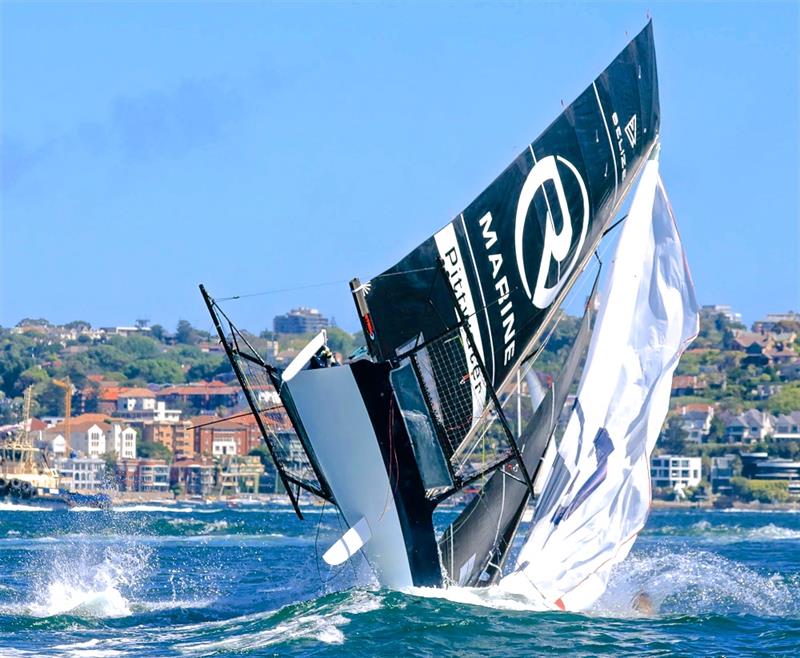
<box><xmin>174</xmin><ymin>590</ymin><xmax>382</xmax><ymax>655</ymax></box>
<box><xmin>651</xmin><ymin>520</ymin><xmax>800</xmax><ymax>542</ymax></box>
<box><xmin>111</xmin><ymin>505</ymin><xmax>200</xmax><ymax>513</ymax></box>
<box><xmin>0</xmin><ymin>501</ymin><xmax>53</xmax><ymax>512</ymax></box>
<box><xmin>594</xmin><ymin>547</ymin><xmax>798</xmax><ymax>617</ymax></box>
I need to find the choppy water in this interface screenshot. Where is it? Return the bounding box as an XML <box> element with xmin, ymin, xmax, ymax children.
<box><xmin>1</xmin><ymin>501</ymin><xmax>798</xmax><ymax>656</ymax></box>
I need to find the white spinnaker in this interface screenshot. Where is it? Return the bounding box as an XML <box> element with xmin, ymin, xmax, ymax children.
<box><xmin>499</xmin><ymin>158</ymin><xmax>699</xmax><ymax>611</ymax></box>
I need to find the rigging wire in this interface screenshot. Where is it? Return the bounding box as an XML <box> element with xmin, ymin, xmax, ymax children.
<box><xmin>215</xmin><ymin>266</ymin><xmax>439</xmax><ymax>302</ymax></box>
<box><xmin>217</xmin><ymin>280</ymin><xmax>350</xmax><ymax>302</ymax></box>
<box><xmin>187</xmin><ymin>406</ymin><xmax>283</xmax><ymax>430</ymax></box>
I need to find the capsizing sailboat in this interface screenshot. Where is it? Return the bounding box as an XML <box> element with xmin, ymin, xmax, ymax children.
<box><xmin>199</xmin><ymin>21</ymin><xmax>696</xmax><ymax>601</ymax></box>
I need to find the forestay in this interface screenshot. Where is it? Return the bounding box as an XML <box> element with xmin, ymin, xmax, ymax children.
<box><xmin>499</xmin><ymin>157</ymin><xmax>699</xmax><ymax>611</ymax></box>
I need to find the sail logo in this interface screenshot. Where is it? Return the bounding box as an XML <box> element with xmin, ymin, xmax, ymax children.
<box><xmin>624</xmin><ymin>115</ymin><xmax>637</xmax><ymax>148</ymax></box>
<box><xmin>611</xmin><ymin>112</ymin><xmax>631</xmax><ymax>182</ymax></box>
<box><xmin>434</xmin><ymin>224</ymin><xmax>487</xmax><ymax>422</ymax></box>
<box><xmin>515</xmin><ymin>155</ymin><xmax>589</xmax><ymax>309</ymax></box>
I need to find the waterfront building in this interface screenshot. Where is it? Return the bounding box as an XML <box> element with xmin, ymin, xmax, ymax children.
<box><xmin>115</xmin><ymin>458</ymin><xmax>169</xmax><ymax>493</ymax></box>
<box><xmin>170</xmin><ymin>458</ymin><xmax>217</xmax><ymax>496</ymax></box>
<box><xmin>710</xmin><ymin>455</ymin><xmax>736</xmax><ymax>495</ymax></box>
<box><xmin>273</xmin><ymin>307</ymin><xmax>329</xmax><ymax>334</ymax></box>
<box><xmin>650</xmin><ymin>455</ymin><xmax>702</xmax><ymax>489</ymax></box>
<box><xmin>57</xmin><ymin>456</ymin><xmax>107</xmax><ymax>492</ymax></box>
<box><xmin>139</xmin><ymin>420</ymin><xmax>193</xmax><ymax>459</ymax></box>
<box><xmin>217</xmin><ymin>456</ymin><xmax>264</xmax><ymax>496</ymax></box>
<box><xmin>108</xmin><ymin>423</ymin><xmax>137</xmax><ymax>459</ymax></box>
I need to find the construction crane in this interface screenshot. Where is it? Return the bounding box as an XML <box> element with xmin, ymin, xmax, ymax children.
<box><xmin>20</xmin><ymin>385</ymin><xmax>33</xmax><ymax>447</ymax></box>
<box><xmin>52</xmin><ymin>378</ymin><xmax>72</xmax><ymax>455</ymax></box>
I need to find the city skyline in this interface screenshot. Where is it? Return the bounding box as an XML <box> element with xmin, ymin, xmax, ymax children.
<box><xmin>2</xmin><ymin>2</ymin><xmax>798</xmax><ymax>334</ymax></box>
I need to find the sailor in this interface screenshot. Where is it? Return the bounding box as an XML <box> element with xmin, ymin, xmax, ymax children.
<box><xmin>632</xmin><ymin>591</ymin><xmax>655</xmax><ymax>616</ymax></box>
<box><xmin>309</xmin><ymin>345</ymin><xmax>336</xmax><ymax>369</ymax></box>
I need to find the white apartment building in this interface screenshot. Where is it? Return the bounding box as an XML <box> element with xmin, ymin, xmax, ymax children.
<box><xmin>43</xmin><ymin>415</ymin><xmax>136</xmax><ymax>458</ymax></box>
<box><xmin>650</xmin><ymin>455</ymin><xmax>702</xmax><ymax>489</ymax></box>
<box><xmin>57</xmin><ymin>456</ymin><xmax>107</xmax><ymax>492</ymax></box>
<box><xmin>108</xmin><ymin>424</ymin><xmax>137</xmax><ymax>459</ymax></box>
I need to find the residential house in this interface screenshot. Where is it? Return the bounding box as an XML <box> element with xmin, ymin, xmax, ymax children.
<box><xmin>44</xmin><ymin>415</ymin><xmax>109</xmax><ymax>456</ymax></box>
<box><xmin>778</xmin><ymin>362</ymin><xmax>800</xmax><ymax>381</ymax></box>
<box><xmin>674</xmin><ymin>404</ymin><xmax>714</xmax><ymax>443</ymax></box>
<box><xmin>671</xmin><ymin>375</ymin><xmax>707</xmax><ymax>397</ymax></box>
<box><xmin>701</xmin><ymin>304</ymin><xmax>742</xmax><ymax>324</ymax></box>
<box><xmin>751</xmin><ymin>382</ymin><xmax>782</xmax><ymax>401</ymax></box>
<box><xmin>722</xmin><ymin>410</ymin><xmax>774</xmax><ymax>443</ymax></box>
<box><xmin>190</xmin><ymin>416</ymin><xmax>263</xmax><ymax>457</ymax></box>
<box><xmin>773</xmin><ymin>412</ymin><xmax>800</xmax><ymax>441</ymax></box>
<box><xmin>100</xmin><ymin>326</ymin><xmax>152</xmax><ymax>338</ymax></box>
<box><xmin>752</xmin><ymin>312</ymin><xmax>800</xmax><ymax>333</ymax></box>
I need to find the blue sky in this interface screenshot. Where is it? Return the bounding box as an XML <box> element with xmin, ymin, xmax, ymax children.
<box><xmin>1</xmin><ymin>1</ymin><xmax>798</xmax><ymax>334</ymax></box>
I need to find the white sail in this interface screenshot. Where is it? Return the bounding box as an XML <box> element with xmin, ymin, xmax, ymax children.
<box><xmin>499</xmin><ymin>157</ymin><xmax>699</xmax><ymax>611</ymax></box>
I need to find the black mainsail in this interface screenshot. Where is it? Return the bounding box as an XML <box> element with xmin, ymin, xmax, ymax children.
<box><xmin>354</xmin><ymin>22</ymin><xmax>659</xmax><ymax>447</ymax></box>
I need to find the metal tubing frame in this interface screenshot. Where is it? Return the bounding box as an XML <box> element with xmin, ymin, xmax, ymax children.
<box><xmin>200</xmin><ymin>283</ymin><xmax>308</xmax><ymax>519</ymax></box>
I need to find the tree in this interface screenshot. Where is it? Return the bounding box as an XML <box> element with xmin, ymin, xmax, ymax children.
<box><xmin>708</xmin><ymin>415</ymin><xmax>726</xmax><ymax>442</ymax></box>
<box><xmin>137</xmin><ymin>439</ymin><xmax>172</xmax><ymax>461</ymax></box>
<box><xmin>732</xmin><ymin>477</ymin><xmax>790</xmax><ymax>504</ymax></box>
<box><xmin>659</xmin><ymin>416</ymin><xmax>688</xmax><ymax>455</ymax></box>
<box><xmin>176</xmin><ymin>320</ymin><xmax>199</xmax><ymax>345</ymax></box>
<box><xmin>186</xmin><ymin>356</ymin><xmax>226</xmax><ymax>382</ymax></box>
<box><xmin>768</xmin><ymin>384</ymin><xmax>800</xmax><ymax>414</ymax></box>
<box><xmin>64</xmin><ymin>320</ymin><xmax>92</xmax><ymax>332</ymax></box>
<box><xmin>123</xmin><ymin>359</ymin><xmax>185</xmax><ymax>384</ymax></box>
<box><xmin>150</xmin><ymin>324</ymin><xmax>166</xmax><ymax>342</ymax></box>
<box><xmin>13</xmin><ymin>366</ymin><xmax>50</xmax><ymax>395</ymax></box>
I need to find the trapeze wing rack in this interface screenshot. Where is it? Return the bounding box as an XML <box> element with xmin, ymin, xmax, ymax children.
<box><xmin>199</xmin><ymin>284</ymin><xmax>334</xmax><ymax>519</ymax></box>
<box><xmin>391</xmin><ymin>260</ymin><xmax>537</xmax><ymax>504</ymax></box>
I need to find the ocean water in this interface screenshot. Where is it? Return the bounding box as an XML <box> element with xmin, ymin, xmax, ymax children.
<box><xmin>0</xmin><ymin>502</ymin><xmax>798</xmax><ymax>657</ymax></box>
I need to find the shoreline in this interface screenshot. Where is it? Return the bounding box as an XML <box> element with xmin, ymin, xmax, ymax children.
<box><xmin>651</xmin><ymin>499</ymin><xmax>800</xmax><ymax>511</ymax></box>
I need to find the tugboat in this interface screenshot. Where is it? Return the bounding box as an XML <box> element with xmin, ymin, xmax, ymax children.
<box><xmin>0</xmin><ymin>387</ymin><xmax>111</xmax><ymax>509</ymax></box>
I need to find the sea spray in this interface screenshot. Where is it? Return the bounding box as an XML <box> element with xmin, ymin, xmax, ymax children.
<box><xmin>26</xmin><ymin>538</ymin><xmax>152</xmax><ymax>618</ymax></box>
<box><xmin>594</xmin><ymin>545</ymin><xmax>799</xmax><ymax>617</ymax></box>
